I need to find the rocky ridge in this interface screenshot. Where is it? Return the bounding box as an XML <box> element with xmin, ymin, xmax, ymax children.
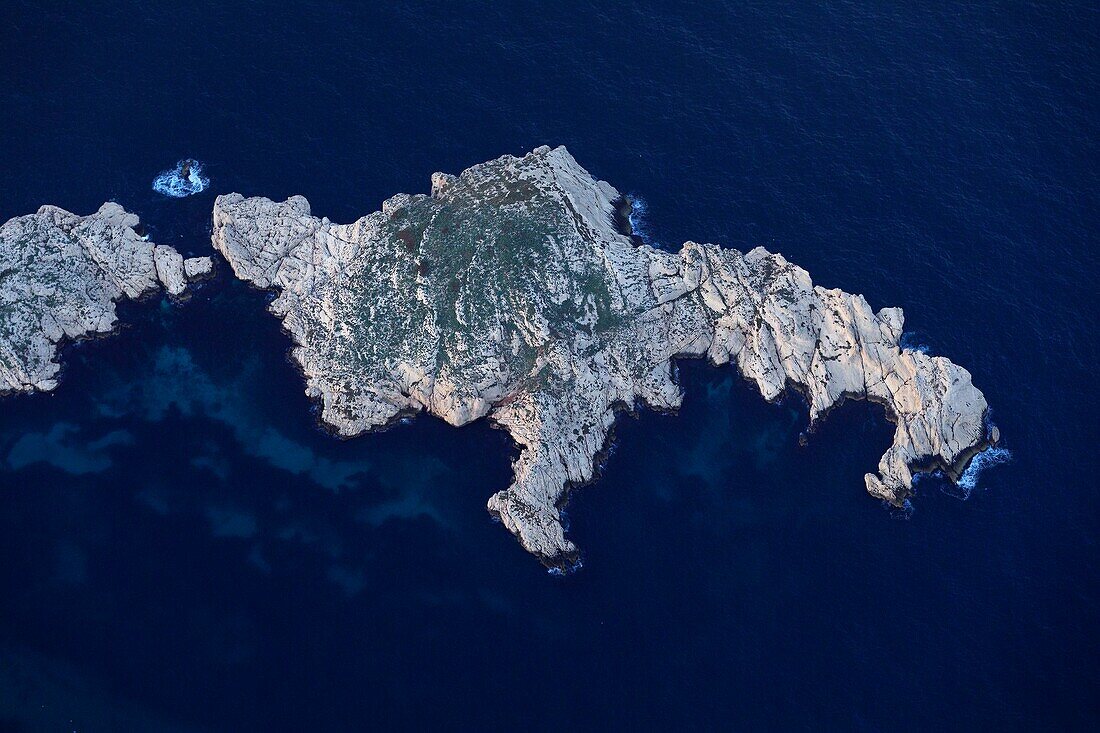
<box><xmin>211</xmin><ymin>146</ymin><xmax>998</xmax><ymax>568</ymax></box>
<box><xmin>0</xmin><ymin>202</ymin><xmax>212</xmax><ymax>394</ymax></box>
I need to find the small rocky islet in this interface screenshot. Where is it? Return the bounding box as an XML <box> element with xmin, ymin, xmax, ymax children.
<box><xmin>0</xmin><ymin>147</ymin><xmax>999</xmax><ymax>568</ymax></box>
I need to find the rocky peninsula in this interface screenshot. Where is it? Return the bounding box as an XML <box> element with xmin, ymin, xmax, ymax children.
<box><xmin>212</xmin><ymin>146</ymin><xmax>997</xmax><ymax>568</ymax></box>
<box><xmin>0</xmin><ymin>202</ymin><xmax>212</xmax><ymax>394</ymax></box>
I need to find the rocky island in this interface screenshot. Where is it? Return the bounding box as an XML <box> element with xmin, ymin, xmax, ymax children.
<box><xmin>212</xmin><ymin>146</ymin><xmax>998</xmax><ymax>568</ymax></box>
<box><xmin>0</xmin><ymin>203</ymin><xmax>212</xmax><ymax>394</ymax></box>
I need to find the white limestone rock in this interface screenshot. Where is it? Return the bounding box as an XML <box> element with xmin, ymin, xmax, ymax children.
<box><xmin>154</xmin><ymin>245</ymin><xmax>186</xmax><ymax>296</ymax></box>
<box><xmin>184</xmin><ymin>256</ymin><xmax>214</xmax><ymax>280</ymax></box>
<box><xmin>0</xmin><ymin>202</ymin><xmax>194</xmax><ymax>395</ymax></box>
<box><xmin>211</xmin><ymin>146</ymin><xmax>997</xmax><ymax>569</ymax></box>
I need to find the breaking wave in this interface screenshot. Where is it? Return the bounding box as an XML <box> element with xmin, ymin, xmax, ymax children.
<box><xmin>627</xmin><ymin>194</ymin><xmax>659</xmax><ymax>248</ymax></box>
<box><xmin>899</xmin><ymin>331</ymin><xmax>931</xmax><ymax>354</ymax></box>
<box><xmin>950</xmin><ymin>446</ymin><xmax>1013</xmax><ymax>499</ymax></box>
<box><xmin>152</xmin><ymin>159</ymin><xmax>209</xmax><ymax>198</ymax></box>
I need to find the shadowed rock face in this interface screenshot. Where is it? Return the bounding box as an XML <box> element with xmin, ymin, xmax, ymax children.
<box><xmin>212</xmin><ymin>145</ymin><xmax>995</xmax><ymax>568</ymax></box>
<box><xmin>0</xmin><ymin>203</ymin><xmax>212</xmax><ymax>395</ymax></box>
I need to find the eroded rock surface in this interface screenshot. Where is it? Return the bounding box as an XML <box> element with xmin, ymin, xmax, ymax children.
<box><xmin>212</xmin><ymin>146</ymin><xmax>997</xmax><ymax>568</ymax></box>
<box><xmin>0</xmin><ymin>202</ymin><xmax>205</xmax><ymax>394</ymax></box>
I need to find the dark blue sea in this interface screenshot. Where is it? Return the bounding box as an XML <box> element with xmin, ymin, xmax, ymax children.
<box><xmin>1</xmin><ymin>1</ymin><xmax>1096</xmax><ymax>730</ymax></box>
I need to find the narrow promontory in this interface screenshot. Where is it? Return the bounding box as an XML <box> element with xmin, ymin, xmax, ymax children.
<box><xmin>212</xmin><ymin>146</ymin><xmax>998</xmax><ymax>568</ymax></box>
<box><xmin>0</xmin><ymin>203</ymin><xmax>212</xmax><ymax>394</ymax></box>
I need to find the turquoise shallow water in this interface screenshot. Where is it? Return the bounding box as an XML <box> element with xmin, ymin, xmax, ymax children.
<box><xmin>0</xmin><ymin>1</ymin><xmax>1096</xmax><ymax>730</ymax></box>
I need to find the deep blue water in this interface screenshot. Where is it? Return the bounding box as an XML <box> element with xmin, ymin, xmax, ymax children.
<box><xmin>1</xmin><ymin>1</ymin><xmax>1097</xmax><ymax>730</ymax></box>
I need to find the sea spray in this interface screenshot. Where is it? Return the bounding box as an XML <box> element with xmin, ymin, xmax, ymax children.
<box><xmin>910</xmin><ymin>443</ymin><xmax>1011</xmax><ymax>501</ymax></box>
<box><xmin>627</xmin><ymin>194</ymin><xmax>661</xmax><ymax>248</ymax></box>
<box><xmin>153</xmin><ymin>159</ymin><xmax>210</xmax><ymax>198</ymax></box>
<box><xmin>950</xmin><ymin>446</ymin><xmax>1013</xmax><ymax>499</ymax></box>
<box><xmin>900</xmin><ymin>331</ymin><xmax>932</xmax><ymax>354</ymax></box>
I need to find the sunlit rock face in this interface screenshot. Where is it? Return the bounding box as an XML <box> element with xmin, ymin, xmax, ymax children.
<box><xmin>212</xmin><ymin>146</ymin><xmax>995</xmax><ymax>568</ymax></box>
<box><xmin>0</xmin><ymin>202</ymin><xmax>211</xmax><ymax>395</ymax></box>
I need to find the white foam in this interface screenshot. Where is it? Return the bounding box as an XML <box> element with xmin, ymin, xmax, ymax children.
<box><xmin>152</xmin><ymin>159</ymin><xmax>210</xmax><ymax>198</ymax></box>
<box><xmin>627</xmin><ymin>194</ymin><xmax>660</xmax><ymax>247</ymax></box>
<box><xmin>952</xmin><ymin>445</ymin><xmax>1012</xmax><ymax>499</ymax></box>
<box><xmin>899</xmin><ymin>331</ymin><xmax>931</xmax><ymax>354</ymax></box>
<box><xmin>547</xmin><ymin>556</ymin><xmax>584</xmax><ymax>576</ymax></box>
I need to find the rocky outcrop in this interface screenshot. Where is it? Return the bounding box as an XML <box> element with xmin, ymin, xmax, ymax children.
<box><xmin>184</xmin><ymin>256</ymin><xmax>214</xmax><ymax>281</ymax></box>
<box><xmin>152</xmin><ymin>245</ymin><xmax>214</xmax><ymax>296</ymax></box>
<box><xmin>0</xmin><ymin>202</ymin><xmax>207</xmax><ymax>394</ymax></box>
<box><xmin>211</xmin><ymin>146</ymin><xmax>998</xmax><ymax>568</ymax></box>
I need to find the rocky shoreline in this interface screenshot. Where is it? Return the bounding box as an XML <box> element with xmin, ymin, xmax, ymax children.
<box><xmin>0</xmin><ymin>202</ymin><xmax>212</xmax><ymax>395</ymax></box>
<box><xmin>0</xmin><ymin>150</ymin><xmax>998</xmax><ymax>568</ymax></box>
<box><xmin>211</xmin><ymin>145</ymin><xmax>998</xmax><ymax>567</ymax></box>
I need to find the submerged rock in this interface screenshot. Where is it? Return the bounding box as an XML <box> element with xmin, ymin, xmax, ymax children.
<box><xmin>212</xmin><ymin>145</ymin><xmax>995</xmax><ymax>568</ymax></box>
<box><xmin>0</xmin><ymin>203</ymin><xmax>206</xmax><ymax>394</ymax></box>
